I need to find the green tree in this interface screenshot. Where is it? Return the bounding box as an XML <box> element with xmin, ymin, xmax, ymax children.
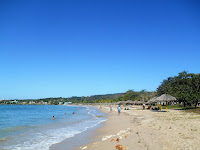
<box><xmin>191</xmin><ymin>74</ymin><xmax>200</xmax><ymax>107</ymax></box>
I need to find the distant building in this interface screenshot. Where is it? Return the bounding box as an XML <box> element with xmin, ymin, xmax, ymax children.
<box><xmin>10</xmin><ymin>100</ymin><xmax>18</xmax><ymax>104</ymax></box>
<box><xmin>29</xmin><ymin>101</ymin><xmax>35</xmax><ymax>104</ymax></box>
<box><xmin>59</xmin><ymin>102</ymin><xmax>63</xmax><ymax>105</ymax></box>
<box><xmin>64</xmin><ymin>102</ymin><xmax>72</xmax><ymax>105</ymax></box>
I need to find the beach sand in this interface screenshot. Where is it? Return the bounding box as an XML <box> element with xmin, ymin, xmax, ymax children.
<box><xmin>78</xmin><ymin>105</ymin><xmax>200</xmax><ymax>150</ymax></box>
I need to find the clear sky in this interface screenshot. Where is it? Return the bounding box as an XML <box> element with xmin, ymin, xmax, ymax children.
<box><xmin>0</xmin><ymin>0</ymin><xmax>200</xmax><ymax>99</ymax></box>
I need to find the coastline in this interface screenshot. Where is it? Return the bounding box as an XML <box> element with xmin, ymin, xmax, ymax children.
<box><xmin>1</xmin><ymin>104</ymin><xmax>200</xmax><ymax>150</ymax></box>
<box><xmin>78</xmin><ymin>105</ymin><xmax>200</xmax><ymax>150</ymax></box>
<box><xmin>50</xmin><ymin>123</ymin><xmax>104</xmax><ymax>150</ymax></box>
<box><xmin>81</xmin><ymin>105</ymin><xmax>134</xmax><ymax>150</ymax></box>
<box><xmin>49</xmin><ymin>105</ymin><xmax>108</xmax><ymax>150</ymax></box>
<box><xmin>48</xmin><ymin>104</ymin><xmax>200</xmax><ymax>150</ymax></box>
<box><xmin>0</xmin><ymin>105</ymin><xmax>108</xmax><ymax>150</ymax></box>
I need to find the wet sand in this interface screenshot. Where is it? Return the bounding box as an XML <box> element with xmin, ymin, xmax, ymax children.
<box><xmin>50</xmin><ymin>123</ymin><xmax>101</xmax><ymax>150</ymax></box>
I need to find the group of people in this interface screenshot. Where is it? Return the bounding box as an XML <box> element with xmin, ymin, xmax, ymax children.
<box><xmin>109</xmin><ymin>104</ymin><xmax>146</xmax><ymax>114</ymax></box>
<box><xmin>52</xmin><ymin>111</ymin><xmax>77</xmax><ymax>119</ymax></box>
<box><xmin>101</xmin><ymin>105</ymin><xmax>121</xmax><ymax>115</ymax></box>
<box><xmin>109</xmin><ymin>105</ymin><xmax>121</xmax><ymax>115</ymax></box>
<box><xmin>52</xmin><ymin>104</ymin><xmax>147</xmax><ymax>120</ymax></box>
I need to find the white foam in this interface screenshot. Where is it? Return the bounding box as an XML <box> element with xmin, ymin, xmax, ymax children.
<box><xmin>102</xmin><ymin>135</ymin><xmax>116</xmax><ymax>141</ymax></box>
<box><xmin>80</xmin><ymin>146</ymin><xmax>88</xmax><ymax>149</ymax></box>
<box><xmin>4</xmin><ymin>107</ymin><xmax>107</xmax><ymax>150</ymax></box>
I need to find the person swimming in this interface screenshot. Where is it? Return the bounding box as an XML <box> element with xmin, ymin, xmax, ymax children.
<box><xmin>52</xmin><ymin>116</ymin><xmax>55</xmax><ymax>119</ymax></box>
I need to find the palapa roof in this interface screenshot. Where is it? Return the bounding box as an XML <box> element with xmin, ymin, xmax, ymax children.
<box><xmin>147</xmin><ymin>97</ymin><xmax>158</xmax><ymax>104</ymax></box>
<box><xmin>133</xmin><ymin>100</ymin><xmax>143</xmax><ymax>104</ymax></box>
<box><xmin>125</xmin><ymin>100</ymin><xmax>134</xmax><ymax>104</ymax></box>
<box><xmin>155</xmin><ymin>94</ymin><xmax>177</xmax><ymax>102</ymax></box>
<box><xmin>133</xmin><ymin>100</ymin><xmax>139</xmax><ymax>104</ymax></box>
<box><xmin>116</xmin><ymin>101</ymin><xmax>126</xmax><ymax>105</ymax></box>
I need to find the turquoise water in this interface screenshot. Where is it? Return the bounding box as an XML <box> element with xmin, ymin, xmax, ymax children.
<box><xmin>0</xmin><ymin>105</ymin><xmax>106</xmax><ymax>150</ymax></box>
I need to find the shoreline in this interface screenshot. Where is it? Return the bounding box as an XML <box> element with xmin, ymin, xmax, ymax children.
<box><xmin>50</xmin><ymin>123</ymin><xmax>104</xmax><ymax>150</ymax></box>
<box><xmin>81</xmin><ymin>105</ymin><xmax>134</xmax><ymax>150</ymax></box>
<box><xmin>49</xmin><ymin>105</ymin><xmax>108</xmax><ymax>150</ymax></box>
<box><xmin>78</xmin><ymin>104</ymin><xmax>200</xmax><ymax>150</ymax></box>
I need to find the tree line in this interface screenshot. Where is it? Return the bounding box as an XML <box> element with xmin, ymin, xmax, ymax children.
<box><xmin>2</xmin><ymin>71</ymin><xmax>199</xmax><ymax>107</ymax></box>
<box><xmin>1</xmin><ymin>90</ymin><xmax>155</xmax><ymax>104</ymax></box>
<box><xmin>69</xmin><ymin>90</ymin><xmax>156</xmax><ymax>103</ymax></box>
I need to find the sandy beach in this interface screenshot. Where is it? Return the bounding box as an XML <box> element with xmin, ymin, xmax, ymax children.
<box><xmin>78</xmin><ymin>105</ymin><xmax>200</xmax><ymax>150</ymax></box>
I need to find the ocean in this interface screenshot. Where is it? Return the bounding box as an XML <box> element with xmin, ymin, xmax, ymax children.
<box><xmin>0</xmin><ymin>105</ymin><xmax>106</xmax><ymax>150</ymax></box>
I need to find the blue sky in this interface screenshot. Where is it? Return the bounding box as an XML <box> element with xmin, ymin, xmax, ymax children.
<box><xmin>0</xmin><ymin>0</ymin><xmax>200</xmax><ymax>99</ymax></box>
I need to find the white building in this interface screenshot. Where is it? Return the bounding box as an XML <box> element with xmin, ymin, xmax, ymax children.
<box><xmin>10</xmin><ymin>100</ymin><xmax>18</xmax><ymax>104</ymax></box>
<box><xmin>64</xmin><ymin>102</ymin><xmax>72</xmax><ymax>105</ymax></box>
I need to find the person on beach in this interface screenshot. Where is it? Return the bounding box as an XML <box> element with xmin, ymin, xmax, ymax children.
<box><xmin>52</xmin><ymin>116</ymin><xmax>55</xmax><ymax>119</ymax></box>
<box><xmin>143</xmin><ymin>103</ymin><xmax>145</xmax><ymax>110</ymax></box>
<box><xmin>109</xmin><ymin>105</ymin><xmax>112</xmax><ymax>112</ymax></box>
<box><xmin>117</xmin><ymin>105</ymin><xmax>121</xmax><ymax>115</ymax></box>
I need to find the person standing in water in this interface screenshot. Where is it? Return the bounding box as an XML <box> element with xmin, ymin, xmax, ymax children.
<box><xmin>52</xmin><ymin>116</ymin><xmax>55</xmax><ymax>119</ymax></box>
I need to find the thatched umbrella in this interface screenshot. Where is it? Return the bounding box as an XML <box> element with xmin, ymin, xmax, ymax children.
<box><xmin>155</xmin><ymin>94</ymin><xmax>177</xmax><ymax>112</ymax></box>
<box><xmin>133</xmin><ymin>100</ymin><xmax>143</xmax><ymax>105</ymax></box>
<box><xmin>133</xmin><ymin>100</ymin><xmax>138</xmax><ymax>105</ymax></box>
<box><xmin>116</xmin><ymin>101</ymin><xmax>126</xmax><ymax>105</ymax></box>
<box><xmin>137</xmin><ymin>101</ymin><xmax>144</xmax><ymax>105</ymax></box>
<box><xmin>144</xmin><ymin>102</ymin><xmax>150</xmax><ymax>105</ymax></box>
<box><xmin>147</xmin><ymin>97</ymin><xmax>157</xmax><ymax>104</ymax></box>
<box><xmin>156</xmin><ymin>94</ymin><xmax>177</xmax><ymax>102</ymax></box>
<box><xmin>125</xmin><ymin>100</ymin><xmax>134</xmax><ymax>105</ymax></box>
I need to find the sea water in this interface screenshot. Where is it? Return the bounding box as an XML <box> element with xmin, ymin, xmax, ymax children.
<box><xmin>0</xmin><ymin>105</ymin><xmax>106</xmax><ymax>150</ymax></box>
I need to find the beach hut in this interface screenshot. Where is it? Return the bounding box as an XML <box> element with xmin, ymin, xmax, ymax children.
<box><xmin>155</xmin><ymin>94</ymin><xmax>177</xmax><ymax>112</ymax></box>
